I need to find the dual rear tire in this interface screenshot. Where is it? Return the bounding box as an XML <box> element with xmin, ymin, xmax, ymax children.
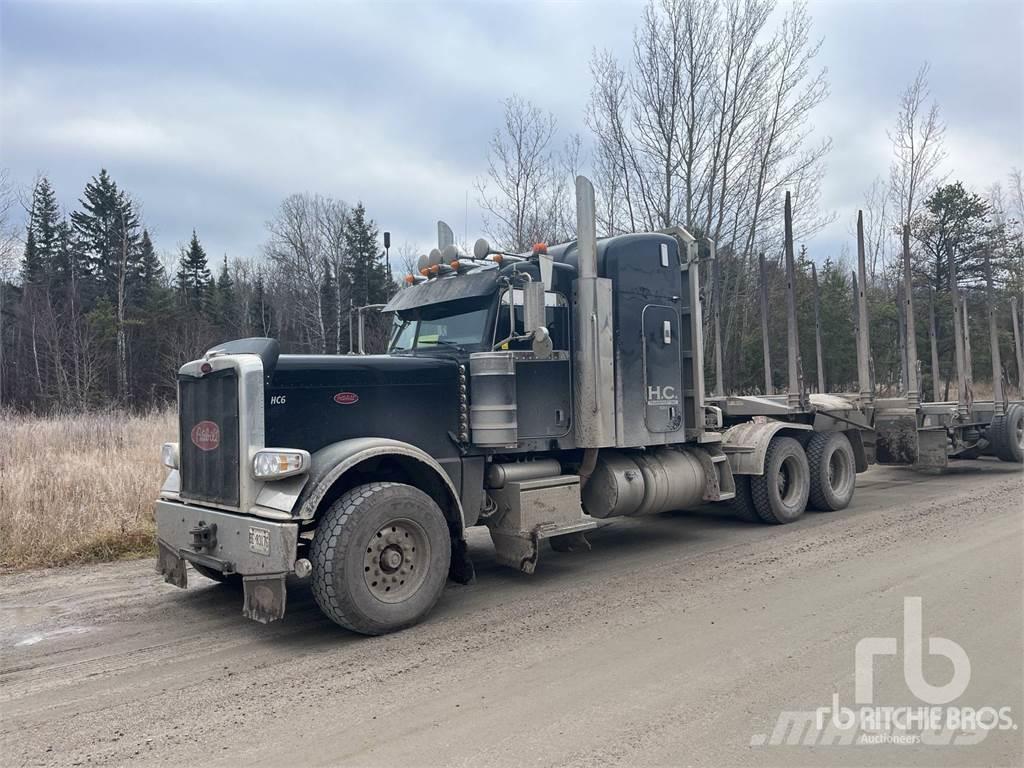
<box><xmin>731</xmin><ymin>432</ymin><xmax>856</xmax><ymax>524</ymax></box>
<box><xmin>987</xmin><ymin>404</ymin><xmax>1024</xmax><ymax>463</ymax></box>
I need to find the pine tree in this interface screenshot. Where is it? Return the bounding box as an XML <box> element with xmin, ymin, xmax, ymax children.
<box><xmin>344</xmin><ymin>203</ymin><xmax>389</xmax><ymax>306</ymax></box>
<box><xmin>211</xmin><ymin>255</ymin><xmax>239</xmax><ymax>336</ymax></box>
<box><xmin>71</xmin><ymin>169</ymin><xmax>140</xmax><ymax>299</ymax></box>
<box><xmin>137</xmin><ymin>229</ymin><xmax>164</xmax><ymax>291</ymax></box>
<box><xmin>22</xmin><ymin>177</ymin><xmax>62</xmax><ymax>287</ymax></box>
<box><xmin>21</xmin><ymin>228</ymin><xmax>44</xmax><ymax>286</ymax></box>
<box><xmin>177</xmin><ymin>230</ymin><xmax>211</xmax><ymax>304</ymax></box>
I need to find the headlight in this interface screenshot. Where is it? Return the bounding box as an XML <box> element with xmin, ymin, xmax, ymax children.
<box><xmin>161</xmin><ymin>442</ymin><xmax>179</xmax><ymax>470</ymax></box>
<box><xmin>253</xmin><ymin>449</ymin><xmax>309</xmax><ymax>480</ymax></box>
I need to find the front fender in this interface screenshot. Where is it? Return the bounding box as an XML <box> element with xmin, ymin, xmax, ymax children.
<box><xmin>293</xmin><ymin>438</ymin><xmax>465</xmax><ymax>533</ymax></box>
<box><xmin>722</xmin><ymin>420</ymin><xmax>813</xmax><ymax>475</ymax></box>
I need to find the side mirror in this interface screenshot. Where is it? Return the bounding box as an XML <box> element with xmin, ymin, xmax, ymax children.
<box><xmin>522</xmin><ymin>281</ymin><xmax>552</xmax><ymax>359</ymax></box>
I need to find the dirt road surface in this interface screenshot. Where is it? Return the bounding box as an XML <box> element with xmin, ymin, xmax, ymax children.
<box><xmin>2</xmin><ymin>462</ymin><xmax>1022</xmax><ymax>767</ymax></box>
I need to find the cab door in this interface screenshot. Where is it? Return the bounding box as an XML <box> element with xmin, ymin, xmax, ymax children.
<box><xmin>642</xmin><ymin>304</ymin><xmax>683</xmax><ymax>433</ymax></box>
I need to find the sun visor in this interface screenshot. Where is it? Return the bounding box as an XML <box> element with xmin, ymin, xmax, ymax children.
<box><xmin>384</xmin><ymin>271</ymin><xmax>500</xmax><ymax>314</ymax></box>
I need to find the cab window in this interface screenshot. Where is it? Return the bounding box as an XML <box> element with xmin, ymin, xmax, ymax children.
<box><xmin>493</xmin><ymin>290</ymin><xmax>570</xmax><ymax>351</ymax></box>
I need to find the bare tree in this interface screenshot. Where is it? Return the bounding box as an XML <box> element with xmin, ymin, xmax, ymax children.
<box><xmin>889</xmin><ymin>63</ymin><xmax>946</xmax><ymax>228</ymax></box>
<box><xmin>476</xmin><ymin>95</ymin><xmax>571</xmax><ymax>251</ymax></box>
<box><xmin>264</xmin><ymin>194</ymin><xmax>330</xmax><ymax>353</ymax></box>
<box><xmin>858</xmin><ymin>176</ymin><xmax>892</xmax><ymax>282</ymax></box>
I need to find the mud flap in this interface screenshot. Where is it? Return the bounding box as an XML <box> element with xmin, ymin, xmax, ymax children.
<box><xmin>915</xmin><ymin>427</ymin><xmax>949</xmax><ymax>471</ymax></box>
<box><xmin>156</xmin><ymin>540</ymin><xmax>187</xmax><ymax>588</ymax></box>
<box><xmin>875</xmin><ymin>409</ymin><xmax>919</xmax><ymax>465</ymax></box>
<box><xmin>242</xmin><ymin>574</ymin><xmax>287</xmax><ymax>624</ymax></box>
<box><xmin>490</xmin><ymin>530</ymin><xmax>541</xmax><ymax>574</ymax></box>
<box><xmin>448</xmin><ymin>537</ymin><xmax>476</xmax><ymax>585</ymax></box>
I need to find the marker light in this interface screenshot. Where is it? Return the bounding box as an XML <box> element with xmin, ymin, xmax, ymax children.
<box><xmin>161</xmin><ymin>442</ymin><xmax>179</xmax><ymax>470</ymax></box>
<box><xmin>532</xmin><ymin>242</ymin><xmax>548</xmax><ymax>254</ymax></box>
<box><xmin>405</xmin><ymin>274</ymin><xmax>416</xmax><ymax>284</ymax></box>
<box><xmin>252</xmin><ymin>449</ymin><xmax>310</xmax><ymax>480</ymax></box>
<box><xmin>449</xmin><ymin>260</ymin><xmax>461</xmax><ymax>271</ymax></box>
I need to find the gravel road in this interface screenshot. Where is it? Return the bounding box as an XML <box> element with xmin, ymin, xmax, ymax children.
<box><xmin>2</xmin><ymin>461</ymin><xmax>1022</xmax><ymax>767</ymax></box>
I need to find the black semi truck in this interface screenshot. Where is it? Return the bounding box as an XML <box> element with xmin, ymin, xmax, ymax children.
<box><xmin>155</xmin><ymin>176</ymin><xmax>876</xmax><ymax>635</ymax></box>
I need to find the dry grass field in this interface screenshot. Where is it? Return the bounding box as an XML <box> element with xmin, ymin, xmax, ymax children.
<box><xmin>0</xmin><ymin>409</ymin><xmax>175</xmax><ymax>571</ymax></box>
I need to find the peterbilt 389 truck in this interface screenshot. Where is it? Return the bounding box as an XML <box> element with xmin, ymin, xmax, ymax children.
<box><xmin>155</xmin><ymin>176</ymin><xmax>878</xmax><ymax>635</ymax></box>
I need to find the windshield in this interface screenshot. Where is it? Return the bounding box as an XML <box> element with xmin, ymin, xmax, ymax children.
<box><xmin>390</xmin><ymin>307</ymin><xmax>490</xmax><ymax>352</ymax></box>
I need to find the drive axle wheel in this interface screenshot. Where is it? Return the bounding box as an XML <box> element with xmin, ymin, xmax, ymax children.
<box><xmin>751</xmin><ymin>436</ymin><xmax>809</xmax><ymax>524</ymax></box>
<box><xmin>988</xmin><ymin>404</ymin><xmax>1024</xmax><ymax>463</ymax></box>
<box><xmin>311</xmin><ymin>482</ymin><xmax>451</xmax><ymax>635</ymax></box>
<box><xmin>806</xmin><ymin>431</ymin><xmax>856</xmax><ymax>511</ymax></box>
<box><xmin>729</xmin><ymin>475</ymin><xmax>761</xmax><ymax>523</ymax></box>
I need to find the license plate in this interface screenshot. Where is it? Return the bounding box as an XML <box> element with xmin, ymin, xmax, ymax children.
<box><xmin>248</xmin><ymin>526</ymin><xmax>271</xmax><ymax>556</ymax></box>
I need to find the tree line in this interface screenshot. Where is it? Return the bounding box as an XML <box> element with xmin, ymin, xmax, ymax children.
<box><xmin>0</xmin><ymin>170</ymin><xmax>393</xmax><ymax>410</ymax></box>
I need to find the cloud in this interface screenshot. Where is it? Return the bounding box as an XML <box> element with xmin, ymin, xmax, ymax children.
<box><xmin>1</xmin><ymin>0</ymin><xmax>1020</xmax><ymax>267</ymax></box>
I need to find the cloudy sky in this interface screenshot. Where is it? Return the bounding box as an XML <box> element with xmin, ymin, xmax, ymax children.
<box><xmin>2</xmin><ymin>0</ymin><xmax>1021</xmax><ymax>267</ymax></box>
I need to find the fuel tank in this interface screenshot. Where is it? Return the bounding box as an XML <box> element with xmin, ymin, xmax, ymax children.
<box><xmin>581</xmin><ymin>448</ymin><xmax>707</xmax><ymax>518</ymax></box>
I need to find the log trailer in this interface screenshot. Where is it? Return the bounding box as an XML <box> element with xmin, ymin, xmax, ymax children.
<box><xmin>154</xmin><ymin>176</ymin><xmax>1023</xmax><ymax>635</ymax></box>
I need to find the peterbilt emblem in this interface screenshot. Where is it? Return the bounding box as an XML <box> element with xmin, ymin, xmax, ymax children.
<box><xmin>190</xmin><ymin>420</ymin><xmax>220</xmax><ymax>451</ymax></box>
<box><xmin>333</xmin><ymin>392</ymin><xmax>359</xmax><ymax>405</ymax></box>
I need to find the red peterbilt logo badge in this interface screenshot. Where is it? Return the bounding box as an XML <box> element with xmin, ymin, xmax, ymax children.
<box><xmin>190</xmin><ymin>420</ymin><xmax>220</xmax><ymax>451</ymax></box>
<box><xmin>333</xmin><ymin>392</ymin><xmax>359</xmax><ymax>405</ymax></box>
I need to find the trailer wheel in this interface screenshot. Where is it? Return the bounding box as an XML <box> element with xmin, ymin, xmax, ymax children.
<box><xmin>729</xmin><ymin>476</ymin><xmax>761</xmax><ymax>523</ymax></box>
<box><xmin>310</xmin><ymin>482</ymin><xmax>451</xmax><ymax>635</ymax></box>
<box><xmin>988</xmin><ymin>404</ymin><xmax>1024</xmax><ymax>463</ymax></box>
<box><xmin>806</xmin><ymin>432</ymin><xmax>856</xmax><ymax>511</ymax></box>
<box><xmin>751</xmin><ymin>436</ymin><xmax>810</xmax><ymax>524</ymax></box>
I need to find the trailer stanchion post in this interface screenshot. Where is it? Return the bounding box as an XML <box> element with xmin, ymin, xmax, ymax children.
<box><xmin>928</xmin><ymin>288</ymin><xmax>941</xmax><ymax>402</ymax></box>
<box><xmin>759</xmin><ymin>251</ymin><xmax>772</xmax><ymax>396</ymax></box>
<box><xmin>985</xmin><ymin>254</ymin><xmax>1005</xmax><ymax>415</ymax></box>
<box><xmin>855</xmin><ymin>211</ymin><xmax>873</xmax><ymax>403</ymax></box>
<box><xmin>811</xmin><ymin>262</ymin><xmax>825</xmax><ymax>393</ymax></box>
<box><xmin>949</xmin><ymin>251</ymin><xmax>969</xmax><ymax>417</ymax></box>
<box><xmin>783</xmin><ymin>192</ymin><xmax>804</xmax><ymax>409</ymax></box>
<box><xmin>962</xmin><ymin>296</ymin><xmax>974</xmax><ymax>409</ymax></box>
<box><xmin>897</xmin><ymin>280</ymin><xmax>909</xmax><ymax>395</ymax></box>
<box><xmin>1011</xmin><ymin>296</ymin><xmax>1024</xmax><ymax>398</ymax></box>
<box><xmin>901</xmin><ymin>225</ymin><xmax>919</xmax><ymax>408</ymax></box>
<box><xmin>710</xmin><ymin>240</ymin><xmax>724</xmax><ymax>397</ymax></box>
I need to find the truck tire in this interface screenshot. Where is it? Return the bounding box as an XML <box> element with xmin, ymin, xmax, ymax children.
<box><xmin>750</xmin><ymin>436</ymin><xmax>809</xmax><ymax>524</ymax></box>
<box><xmin>988</xmin><ymin>404</ymin><xmax>1024</xmax><ymax>463</ymax></box>
<box><xmin>729</xmin><ymin>475</ymin><xmax>761</xmax><ymax>523</ymax></box>
<box><xmin>310</xmin><ymin>481</ymin><xmax>451</xmax><ymax>636</ymax></box>
<box><xmin>806</xmin><ymin>431</ymin><xmax>856</xmax><ymax>511</ymax></box>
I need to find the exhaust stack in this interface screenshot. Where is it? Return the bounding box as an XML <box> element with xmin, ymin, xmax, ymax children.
<box><xmin>572</xmin><ymin>176</ymin><xmax>616</xmax><ymax>448</ymax></box>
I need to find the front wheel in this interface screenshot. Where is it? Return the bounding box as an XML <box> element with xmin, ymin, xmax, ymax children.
<box><xmin>751</xmin><ymin>436</ymin><xmax>810</xmax><ymax>524</ymax></box>
<box><xmin>310</xmin><ymin>482</ymin><xmax>451</xmax><ymax>635</ymax></box>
